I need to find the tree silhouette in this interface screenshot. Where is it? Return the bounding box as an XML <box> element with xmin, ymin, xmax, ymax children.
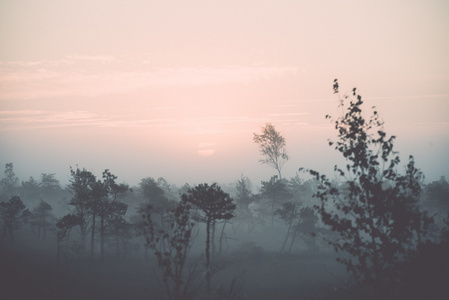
<box><xmin>275</xmin><ymin>201</ymin><xmax>300</xmax><ymax>253</ymax></box>
<box><xmin>98</xmin><ymin>169</ymin><xmax>129</xmax><ymax>260</ymax></box>
<box><xmin>253</xmin><ymin>123</ymin><xmax>289</xmax><ymax>179</ymax></box>
<box><xmin>56</xmin><ymin>213</ymin><xmax>83</xmax><ymax>263</ymax></box>
<box><xmin>425</xmin><ymin>176</ymin><xmax>449</xmax><ymax>216</ymax></box>
<box><xmin>139</xmin><ymin>177</ymin><xmax>176</xmax><ymax>228</ymax></box>
<box><xmin>307</xmin><ymin>80</ymin><xmax>433</xmax><ymax>295</ymax></box>
<box><xmin>30</xmin><ymin>200</ymin><xmax>54</xmax><ymax>240</ymax></box>
<box><xmin>0</xmin><ymin>163</ymin><xmax>19</xmax><ymax>201</ymax></box>
<box><xmin>234</xmin><ymin>175</ymin><xmax>256</xmax><ymax>232</ymax></box>
<box><xmin>142</xmin><ymin>200</ymin><xmax>197</xmax><ymax>300</ymax></box>
<box><xmin>260</xmin><ymin>176</ymin><xmax>292</xmax><ymax>226</ymax></box>
<box><xmin>106</xmin><ymin>206</ymin><xmax>133</xmax><ymax>260</ymax></box>
<box><xmin>0</xmin><ymin>196</ymin><xmax>30</xmax><ymax>241</ymax></box>
<box><xmin>67</xmin><ymin>167</ymin><xmax>129</xmax><ymax>259</ymax></box>
<box><xmin>20</xmin><ymin>176</ymin><xmax>41</xmax><ymax>203</ymax></box>
<box><xmin>40</xmin><ymin>173</ymin><xmax>62</xmax><ymax>195</ymax></box>
<box><xmin>181</xmin><ymin>183</ymin><xmax>236</xmax><ymax>296</ymax></box>
<box><xmin>296</xmin><ymin>207</ymin><xmax>319</xmax><ymax>252</ymax></box>
<box><xmin>67</xmin><ymin>167</ymin><xmax>98</xmax><ymax>255</ymax></box>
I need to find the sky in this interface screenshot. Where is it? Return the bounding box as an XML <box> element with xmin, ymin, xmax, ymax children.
<box><xmin>1</xmin><ymin>0</ymin><xmax>448</xmax><ymax>188</ymax></box>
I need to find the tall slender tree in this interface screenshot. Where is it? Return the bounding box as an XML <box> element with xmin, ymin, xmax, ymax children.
<box><xmin>99</xmin><ymin>169</ymin><xmax>129</xmax><ymax>260</ymax></box>
<box><xmin>0</xmin><ymin>196</ymin><xmax>29</xmax><ymax>241</ymax></box>
<box><xmin>0</xmin><ymin>163</ymin><xmax>19</xmax><ymax>201</ymax></box>
<box><xmin>67</xmin><ymin>167</ymin><xmax>97</xmax><ymax>254</ymax></box>
<box><xmin>234</xmin><ymin>175</ymin><xmax>256</xmax><ymax>231</ymax></box>
<box><xmin>181</xmin><ymin>183</ymin><xmax>236</xmax><ymax>296</ymax></box>
<box><xmin>253</xmin><ymin>123</ymin><xmax>289</xmax><ymax>179</ymax></box>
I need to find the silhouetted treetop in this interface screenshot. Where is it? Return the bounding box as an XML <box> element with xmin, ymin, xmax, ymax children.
<box><xmin>307</xmin><ymin>79</ymin><xmax>434</xmax><ymax>296</ymax></box>
<box><xmin>253</xmin><ymin>123</ymin><xmax>289</xmax><ymax>179</ymax></box>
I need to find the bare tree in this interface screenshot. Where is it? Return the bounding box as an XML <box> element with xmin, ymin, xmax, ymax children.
<box><xmin>253</xmin><ymin>123</ymin><xmax>289</xmax><ymax>179</ymax></box>
<box><xmin>141</xmin><ymin>200</ymin><xmax>197</xmax><ymax>300</ymax></box>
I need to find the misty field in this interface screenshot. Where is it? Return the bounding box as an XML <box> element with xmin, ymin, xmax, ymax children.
<box><xmin>1</xmin><ymin>229</ymin><xmax>356</xmax><ymax>300</ymax></box>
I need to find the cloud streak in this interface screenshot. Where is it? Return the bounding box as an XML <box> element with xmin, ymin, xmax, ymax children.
<box><xmin>0</xmin><ymin>109</ymin><xmax>268</xmax><ymax>132</ymax></box>
<box><xmin>0</xmin><ymin>56</ymin><xmax>298</xmax><ymax>100</ymax></box>
<box><xmin>0</xmin><ymin>110</ymin><xmax>107</xmax><ymax>130</ymax></box>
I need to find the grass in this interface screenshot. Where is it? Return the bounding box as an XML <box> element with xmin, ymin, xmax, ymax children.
<box><xmin>1</xmin><ymin>236</ymin><xmax>358</xmax><ymax>300</ymax></box>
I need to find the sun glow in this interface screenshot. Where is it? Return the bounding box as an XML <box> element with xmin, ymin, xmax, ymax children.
<box><xmin>197</xmin><ymin>142</ymin><xmax>216</xmax><ymax>157</ymax></box>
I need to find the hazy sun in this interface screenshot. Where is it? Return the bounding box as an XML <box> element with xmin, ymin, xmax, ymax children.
<box><xmin>197</xmin><ymin>142</ymin><xmax>216</xmax><ymax>157</ymax></box>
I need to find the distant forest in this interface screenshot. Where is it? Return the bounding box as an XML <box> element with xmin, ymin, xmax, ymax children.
<box><xmin>1</xmin><ymin>82</ymin><xmax>448</xmax><ymax>300</ymax></box>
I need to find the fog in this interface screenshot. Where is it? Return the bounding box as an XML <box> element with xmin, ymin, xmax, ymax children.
<box><xmin>2</xmin><ymin>0</ymin><xmax>449</xmax><ymax>299</ymax></box>
<box><xmin>1</xmin><ymin>148</ymin><xmax>449</xmax><ymax>299</ymax></box>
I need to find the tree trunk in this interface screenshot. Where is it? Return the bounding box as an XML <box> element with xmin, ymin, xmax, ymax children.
<box><xmin>90</xmin><ymin>214</ymin><xmax>96</xmax><ymax>259</ymax></box>
<box><xmin>206</xmin><ymin>218</ymin><xmax>211</xmax><ymax>297</ymax></box>
<box><xmin>116</xmin><ymin>226</ymin><xmax>120</xmax><ymax>260</ymax></box>
<box><xmin>271</xmin><ymin>190</ymin><xmax>278</xmax><ymax>227</ymax></box>
<box><xmin>280</xmin><ymin>219</ymin><xmax>292</xmax><ymax>253</ymax></box>
<box><xmin>288</xmin><ymin>226</ymin><xmax>299</xmax><ymax>252</ymax></box>
<box><xmin>57</xmin><ymin>233</ymin><xmax>62</xmax><ymax>264</ymax></box>
<box><xmin>211</xmin><ymin>220</ymin><xmax>216</xmax><ymax>263</ymax></box>
<box><xmin>219</xmin><ymin>221</ymin><xmax>227</xmax><ymax>258</ymax></box>
<box><xmin>100</xmin><ymin>214</ymin><xmax>105</xmax><ymax>260</ymax></box>
<box><xmin>81</xmin><ymin>224</ymin><xmax>86</xmax><ymax>251</ymax></box>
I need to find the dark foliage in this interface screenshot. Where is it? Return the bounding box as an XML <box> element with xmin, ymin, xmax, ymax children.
<box><xmin>29</xmin><ymin>200</ymin><xmax>54</xmax><ymax>240</ymax></box>
<box><xmin>260</xmin><ymin>176</ymin><xmax>292</xmax><ymax>225</ymax></box>
<box><xmin>142</xmin><ymin>200</ymin><xmax>197</xmax><ymax>300</ymax></box>
<box><xmin>0</xmin><ymin>196</ymin><xmax>30</xmax><ymax>241</ymax></box>
<box><xmin>0</xmin><ymin>163</ymin><xmax>19</xmax><ymax>202</ymax></box>
<box><xmin>181</xmin><ymin>183</ymin><xmax>236</xmax><ymax>296</ymax></box>
<box><xmin>307</xmin><ymin>80</ymin><xmax>435</xmax><ymax>297</ymax></box>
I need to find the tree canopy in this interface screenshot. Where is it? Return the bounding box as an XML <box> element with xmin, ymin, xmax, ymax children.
<box><xmin>308</xmin><ymin>80</ymin><xmax>434</xmax><ymax>296</ymax></box>
<box><xmin>253</xmin><ymin>123</ymin><xmax>289</xmax><ymax>179</ymax></box>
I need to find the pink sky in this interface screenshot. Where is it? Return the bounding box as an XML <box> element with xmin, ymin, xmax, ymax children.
<box><xmin>1</xmin><ymin>0</ymin><xmax>448</xmax><ymax>186</ymax></box>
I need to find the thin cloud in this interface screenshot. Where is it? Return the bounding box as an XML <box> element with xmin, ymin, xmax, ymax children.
<box><xmin>0</xmin><ymin>110</ymin><xmax>46</xmax><ymax>116</ymax></box>
<box><xmin>388</xmin><ymin>121</ymin><xmax>449</xmax><ymax>128</ymax></box>
<box><xmin>267</xmin><ymin>113</ymin><xmax>309</xmax><ymax>117</ymax></box>
<box><xmin>65</xmin><ymin>55</ymin><xmax>116</xmax><ymax>63</ymax></box>
<box><xmin>0</xmin><ymin>108</ymin><xmax>267</xmax><ymax>131</ymax></box>
<box><xmin>0</xmin><ymin>56</ymin><xmax>298</xmax><ymax>100</ymax></box>
<box><xmin>0</xmin><ymin>110</ymin><xmax>107</xmax><ymax>130</ymax></box>
<box><xmin>367</xmin><ymin>94</ymin><xmax>449</xmax><ymax>100</ymax></box>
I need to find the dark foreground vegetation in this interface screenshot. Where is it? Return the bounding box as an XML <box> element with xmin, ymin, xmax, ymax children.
<box><xmin>1</xmin><ymin>81</ymin><xmax>449</xmax><ymax>299</ymax></box>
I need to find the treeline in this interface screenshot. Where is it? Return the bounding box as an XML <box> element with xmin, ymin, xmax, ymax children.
<box><xmin>1</xmin><ymin>160</ymin><xmax>447</xmax><ymax>256</ymax></box>
<box><xmin>1</xmin><ymin>160</ymin><xmax>448</xmax><ymax>298</ymax></box>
